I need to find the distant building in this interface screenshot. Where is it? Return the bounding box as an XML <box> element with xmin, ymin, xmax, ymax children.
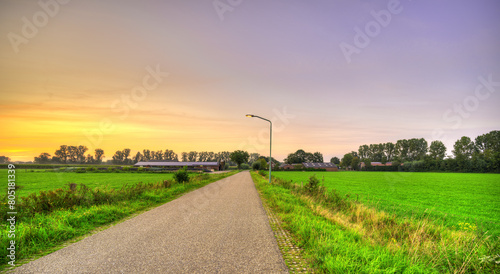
<box><xmin>278</xmin><ymin>162</ymin><xmax>338</xmax><ymax>171</ymax></box>
<box><xmin>134</xmin><ymin>161</ymin><xmax>224</xmax><ymax>171</ymax></box>
<box><xmin>13</xmin><ymin>161</ymin><xmax>33</xmax><ymax>164</ymax></box>
<box><xmin>360</xmin><ymin>162</ymin><xmax>395</xmax><ymax>168</ymax></box>
<box><xmin>302</xmin><ymin>162</ymin><xmax>339</xmax><ymax>171</ymax></box>
<box><xmin>279</xmin><ymin>164</ymin><xmax>295</xmax><ymax>170</ymax></box>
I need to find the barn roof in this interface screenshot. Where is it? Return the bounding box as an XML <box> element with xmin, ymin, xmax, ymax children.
<box><xmin>302</xmin><ymin>162</ymin><xmax>338</xmax><ymax>168</ymax></box>
<box><xmin>134</xmin><ymin>161</ymin><xmax>219</xmax><ymax>167</ymax></box>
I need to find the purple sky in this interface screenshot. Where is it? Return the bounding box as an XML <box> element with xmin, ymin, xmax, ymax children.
<box><xmin>1</xmin><ymin>0</ymin><xmax>499</xmax><ymax>161</ymax></box>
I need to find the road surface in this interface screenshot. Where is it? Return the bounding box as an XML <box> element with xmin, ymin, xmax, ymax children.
<box><xmin>14</xmin><ymin>171</ymin><xmax>288</xmax><ymax>273</ymax></box>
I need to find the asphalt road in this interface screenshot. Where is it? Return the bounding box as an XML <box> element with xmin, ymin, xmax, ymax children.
<box><xmin>14</xmin><ymin>171</ymin><xmax>288</xmax><ymax>273</ymax></box>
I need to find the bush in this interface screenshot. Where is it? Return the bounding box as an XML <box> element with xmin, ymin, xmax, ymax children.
<box><xmin>122</xmin><ymin>166</ymin><xmax>130</xmax><ymax>171</ymax></box>
<box><xmin>75</xmin><ymin>168</ymin><xmax>86</xmax><ymax>173</ymax></box>
<box><xmin>240</xmin><ymin>163</ymin><xmax>250</xmax><ymax>170</ymax></box>
<box><xmin>174</xmin><ymin>167</ymin><xmax>189</xmax><ymax>183</ymax></box>
<box><xmin>252</xmin><ymin>162</ymin><xmax>261</xmax><ymax>170</ymax></box>
<box><xmin>305</xmin><ymin>175</ymin><xmax>321</xmax><ymax>193</ymax></box>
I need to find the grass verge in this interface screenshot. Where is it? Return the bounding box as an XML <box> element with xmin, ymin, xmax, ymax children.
<box><xmin>251</xmin><ymin>171</ymin><xmax>499</xmax><ymax>273</ymax></box>
<box><xmin>1</xmin><ymin>171</ymin><xmax>237</xmax><ymax>271</ymax></box>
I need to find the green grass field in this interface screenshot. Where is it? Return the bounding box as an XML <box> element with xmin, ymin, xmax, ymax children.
<box><xmin>272</xmin><ymin>171</ymin><xmax>500</xmax><ymax>237</ymax></box>
<box><xmin>254</xmin><ymin>171</ymin><xmax>500</xmax><ymax>272</ymax></box>
<box><xmin>2</xmin><ymin>169</ymin><xmax>176</xmax><ymax>197</ymax></box>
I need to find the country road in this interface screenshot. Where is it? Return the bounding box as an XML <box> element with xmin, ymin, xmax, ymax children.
<box><xmin>13</xmin><ymin>171</ymin><xmax>288</xmax><ymax>273</ymax></box>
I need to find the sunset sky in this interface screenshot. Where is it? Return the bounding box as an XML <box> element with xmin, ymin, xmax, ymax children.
<box><xmin>1</xmin><ymin>0</ymin><xmax>499</xmax><ymax>162</ymax></box>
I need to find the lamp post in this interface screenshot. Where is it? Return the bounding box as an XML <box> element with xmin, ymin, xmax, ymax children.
<box><xmin>246</xmin><ymin>114</ymin><xmax>272</xmax><ymax>184</ymax></box>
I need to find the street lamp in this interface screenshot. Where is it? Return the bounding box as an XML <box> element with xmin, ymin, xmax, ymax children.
<box><xmin>246</xmin><ymin>114</ymin><xmax>272</xmax><ymax>184</ymax></box>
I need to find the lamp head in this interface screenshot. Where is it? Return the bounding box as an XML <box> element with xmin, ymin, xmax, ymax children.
<box><xmin>246</xmin><ymin>114</ymin><xmax>254</xmax><ymax>118</ymax></box>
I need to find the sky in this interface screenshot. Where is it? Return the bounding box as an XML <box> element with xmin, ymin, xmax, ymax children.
<box><xmin>1</xmin><ymin>0</ymin><xmax>499</xmax><ymax>162</ymax></box>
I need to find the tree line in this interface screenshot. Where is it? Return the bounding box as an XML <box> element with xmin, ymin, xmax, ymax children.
<box><xmin>30</xmin><ymin>146</ymin><xmax>239</xmax><ymax>166</ymax></box>
<box><xmin>283</xmin><ymin>149</ymin><xmax>324</xmax><ymax>164</ymax></box>
<box><xmin>5</xmin><ymin>130</ymin><xmax>497</xmax><ymax>173</ymax></box>
<box><xmin>337</xmin><ymin>130</ymin><xmax>499</xmax><ymax>173</ymax></box>
<box><xmin>33</xmin><ymin>145</ymin><xmax>104</xmax><ymax>164</ymax></box>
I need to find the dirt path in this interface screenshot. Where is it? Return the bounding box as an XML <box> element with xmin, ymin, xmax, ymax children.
<box><xmin>14</xmin><ymin>171</ymin><xmax>288</xmax><ymax>273</ymax></box>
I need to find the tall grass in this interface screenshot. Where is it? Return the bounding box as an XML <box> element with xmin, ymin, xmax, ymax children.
<box><xmin>252</xmin><ymin>172</ymin><xmax>499</xmax><ymax>273</ymax></box>
<box><xmin>0</xmin><ymin>171</ymin><xmax>236</xmax><ymax>270</ymax></box>
<box><xmin>272</xmin><ymin>171</ymin><xmax>500</xmax><ymax>237</ymax></box>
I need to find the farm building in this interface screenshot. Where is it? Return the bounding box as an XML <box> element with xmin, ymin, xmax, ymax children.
<box><xmin>360</xmin><ymin>162</ymin><xmax>395</xmax><ymax>168</ymax></box>
<box><xmin>279</xmin><ymin>163</ymin><xmax>295</xmax><ymax>170</ymax></box>
<box><xmin>302</xmin><ymin>162</ymin><xmax>339</xmax><ymax>171</ymax></box>
<box><xmin>134</xmin><ymin>161</ymin><xmax>224</xmax><ymax>171</ymax></box>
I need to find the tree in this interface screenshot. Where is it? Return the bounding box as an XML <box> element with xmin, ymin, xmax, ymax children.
<box><xmin>155</xmin><ymin>150</ymin><xmax>163</xmax><ymax>160</ymax></box>
<box><xmin>67</xmin><ymin>146</ymin><xmax>77</xmax><ymax>163</ymax></box>
<box><xmin>164</xmin><ymin>149</ymin><xmax>178</xmax><ymax>161</ymax></box>
<box><xmin>407</xmin><ymin>138</ymin><xmax>428</xmax><ymax>161</ymax></box>
<box><xmin>259</xmin><ymin>156</ymin><xmax>279</xmax><ymax>169</ymax></box>
<box><xmin>362</xmin><ymin>158</ymin><xmax>372</xmax><ymax>169</ymax></box>
<box><xmin>453</xmin><ymin>136</ymin><xmax>475</xmax><ymax>171</ymax></box>
<box><xmin>384</xmin><ymin>142</ymin><xmax>395</xmax><ymax>162</ymax></box>
<box><xmin>285</xmin><ymin>149</ymin><xmax>322</xmax><ymax>164</ymax></box>
<box><xmin>86</xmin><ymin>154</ymin><xmax>95</xmax><ymax>164</ymax></box>
<box><xmin>55</xmin><ymin>145</ymin><xmax>69</xmax><ymax>163</ymax></box>
<box><xmin>76</xmin><ymin>145</ymin><xmax>88</xmax><ymax>163</ymax></box>
<box><xmin>134</xmin><ymin>152</ymin><xmax>143</xmax><ymax>163</ymax></box>
<box><xmin>150</xmin><ymin>151</ymin><xmax>158</xmax><ymax>160</ymax></box>
<box><xmin>474</xmin><ymin>130</ymin><xmax>500</xmax><ymax>172</ymax></box>
<box><xmin>198</xmin><ymin>151</ymin><xmax>209</xmax><ymax>162</ymax></box>
<box><xmin>475</xmin><ymin>131</ymin><xmax>500</xmax><ymax>154</ymax></box>
<box><xmin>0</xmin><ymin>156</ymin><xmax>11</xmax><ymax>164</ymax></box>
<box><xmin>429</xmin><ymin>140</ymin><xmax>446</xmax><ymax>160</ymax></box>
<box><xmin>330</xmin><ymin>157</ymin><xmax>340</xmax><ymax>165</ymax></box>
<box><xmin>143</xmin><ymin>149</ymin><xmax>151</xmax><ymax>161</ymax></box>
<box><xmin>122</xmin><ymin>148</ymin><xmax>131</xmax><ymax>164</ymax></box>
<box><xmin>215</xmin><ymin>151</ymin><xmax>232</xmax><ymax>164</ymax></box>
<box><xmin>207</xmin><ymin>151</ymin><xmax>215</xmax><ymax>162</ymax></box>
<box><xmin>395</xmin><ymin>139</ymin><xmax>409</xmax><ymax>162</ymax></box>
<box><xmin>230</xmin><ymin>150</ymin><xmax>249</xmax><ymax>169</ymax></box>
<box><xmin>51</xmin><ymin>156</ymin><xmax>62</xmax><ymax>163</ymax></box>
<box><xmin>34</xmin><ymin>153</ymin><xmax>51</xmax><ymax>164</ymax></box>
<box><xmin>94</xmin><ymin>149</ymin><xmax>104</xmax><ymax>164</ymax></box>
<box><xmin>254</xmin><ymin>158</ymin><xmax>268</xmax><ymax>170</ymax></box>
<box><xmin>188</xmin><ymin>151</ymin><xmax>198</xmax><ymax>162</ymax></box>
<box><xmin>284</xmin><ymin>149</ymin><xmax>308</xmax><ymax>164</ymax></box>
<box><xmin>369</xmin><ymin>144</ymin><xmax>385</xmax><ymax>162</ymax></box>
<box><xmin>453</xmin><ymin>136</ymin><xmax>475</xmax><ymax>159</ymax></box>
<box><xmin>341</xmin><ymin>153</ymin><xmax>354</xmax><ymax>168</ymax></box>
<box><xmin>358</xmin><ymin>145</ymin><xmax>370</xmax><ymax>160</ymax></box>
<box><xmin>112</xmin><ymin>150</ymin><xmax>124</xmax><ymax>164</ymax></box>
<box><xmin>181</xmin><ymin>152</ymin><xmax>188</xmax><ymax>162</ymax></box>
<box><xmin>248</xmin><ymin>153</ymin><xmax>260</xmax><ymax>165</ymax></box>
<box><xmin>311</xmin><ymin>152</ymin><xmax>324</xmax><ymax>163</ymax></box>
<box><xmin>351</xmin><ymin>157</ymin><xmax>361</xmax><ymax>170</ymax></box>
